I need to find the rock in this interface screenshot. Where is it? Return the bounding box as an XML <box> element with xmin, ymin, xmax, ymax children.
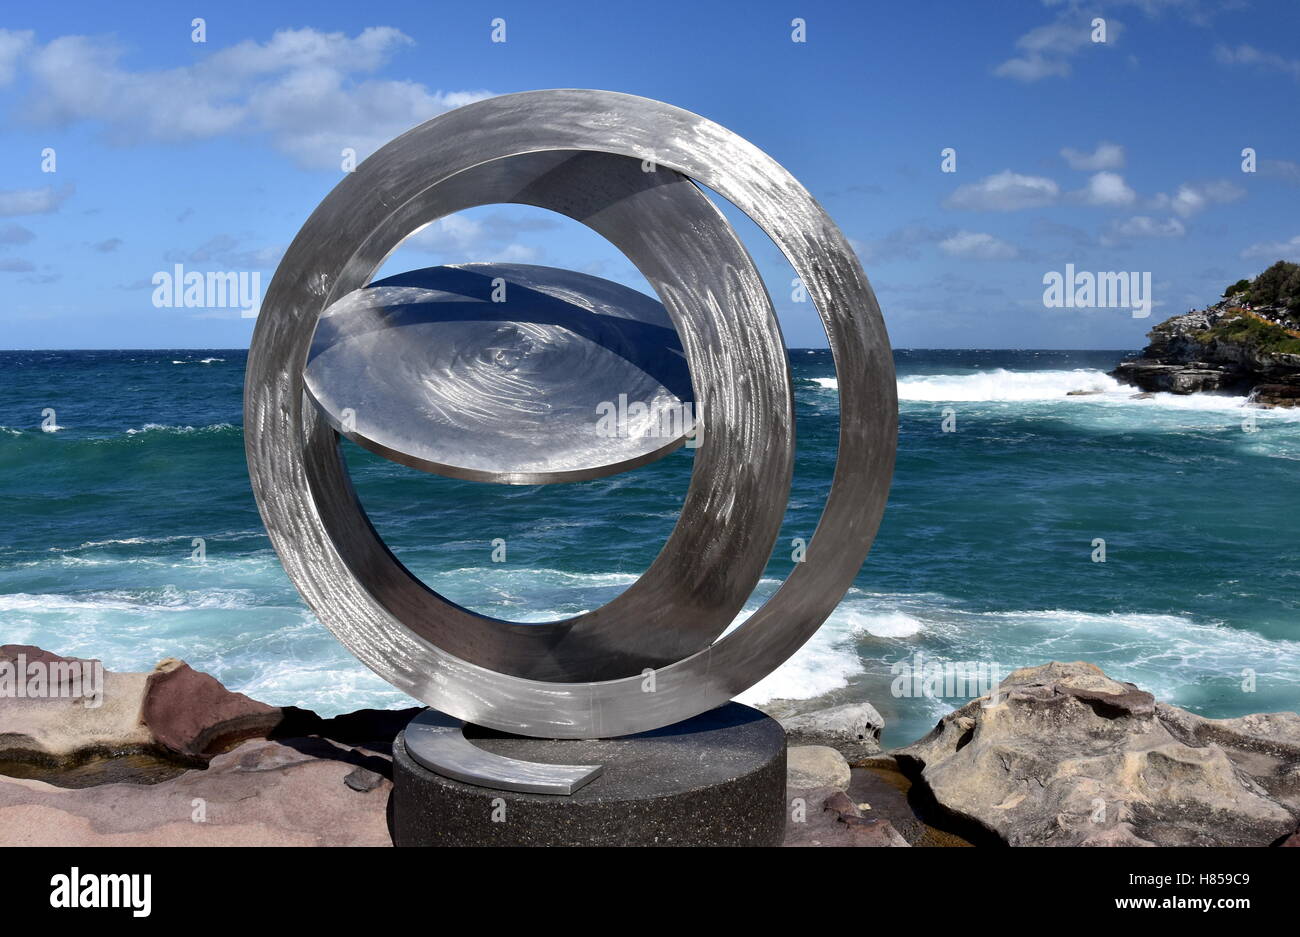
<box><xmin>1252</xmin><ymin>383</ymin><xmax>1300</xmax><ymax>407</ymax></box>
<box><xmin>1129</xmin><ymin>392</ymin><xmax>1155</xmax><ymax>399</ymax></box>
<box><xmin>1111</xmin><ymin>298</ymin><xmax>1300</xmax><ymax>402</ymax></box>
<box><xmin>142</xmin><ymin>658</ymin><xmax>282</xmax><ymax>759</ymax></box>
<box><xmin>0</xmin><ymin>645</ymin><xmax>286</xmax><ymax>770</ymax></box>
<box><xmin>1066</xmin><ymin>389</ymin><xmax>1103</xmax><ymax>396</ymax></box>
<box><xmin>343</xmin><ymin>766</ymin><xmax>384</xmax><ymax>793</ymax></box>
<box><xmin>895</xmin><ymin>661</ymin><xmax>1300</xmax><ymax>847</ymax></box>
<box><xmin>778</xmin><ymin>701</ymin><xmax>884</xmax><ymax>761</ymax></box>
<box><xmin>0</xmin><ymin>645</ymin><xmax>153</xmax><ymax>764</ymax></box>
<box><xmin>787</xmin><ymin>745</ymin><xmax>851</xmax><ymax>791</ymax></box>
<box><xmin>782</xmin><ymin>785</ymin><xmax>908</xmax><ymax>847</ymax></box>
<box><xmin>0</xmin><ymin>737</ymin><xmax>394</xmax><ymax>846</ymax></box>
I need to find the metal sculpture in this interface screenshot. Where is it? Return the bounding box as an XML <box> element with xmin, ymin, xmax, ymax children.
<box><xmin>245</xmin><ymin>89</ymin><xmax>896</xmax><ymax>792</ymax></box>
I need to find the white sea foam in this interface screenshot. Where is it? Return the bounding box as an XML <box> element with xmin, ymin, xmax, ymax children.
<box><xmin>124</xmin><ymin>422</ymin><xmax>235</xmax><ymax>435</ymax></box>
<box><xmin>812</xmin><ymin>369</ymin><xmax>1300</xmax><ymax>424</ymax></box>
<box><xmin>897</xmin><ymin>368</ymin><xmax>1125</xmax><ymax>401</ymax></box>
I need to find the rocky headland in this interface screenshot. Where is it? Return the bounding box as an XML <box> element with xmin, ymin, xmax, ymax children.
<box><xmin>2</xmin><ymin>645</ymin><xmax>1298</xmax><ymax>847</ymax></box>
<box><xmin>1112</xmin><ymin>261</ymin><xmax>1300</xmax><ymax>407</ymax></box>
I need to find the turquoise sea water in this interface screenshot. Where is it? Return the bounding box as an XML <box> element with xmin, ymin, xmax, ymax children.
<box><xmin>2</xmin><ymin>348</ymin><xmax>1298</xmax><ymax>747</ymax></box>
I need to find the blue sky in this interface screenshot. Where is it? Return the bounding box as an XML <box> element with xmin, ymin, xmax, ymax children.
<box><xmin>1</xmin><ymin>0</ymin><xmax>1297</xmax><ymax>350</ymax></box>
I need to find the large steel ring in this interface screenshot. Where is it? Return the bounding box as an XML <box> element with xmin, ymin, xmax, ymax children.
<box><xmin>245</xmin><ymin>89</ymin><xmax>897</xmax><ymax>738</ymax></box>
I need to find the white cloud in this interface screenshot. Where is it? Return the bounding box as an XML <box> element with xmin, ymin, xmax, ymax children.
<box><xmin>1149</xmin><ymin>180</ymin><xmax>1244</xmax><ymax>217</ymax></box>
<box><xmin>15</xmin><ymin>27</ymin><xmax>493</xmax><ymax>169</ymax></box>
<box><xmin>0</xmin><ymin>183</ymin><xmax>74</xmax><ymax>216</ymax></box>
<box><xmin>938</xmin><ymin>231</ymin><xmax>1019</xmax><ymax>260</ymax></box>
<box><xmin>1105</xmin><ymin>216</ymin><xmax>1187</xmax><ymax>244</ymax></box>
<box><xmin>1061</xmin><ymin>141</ymin><xmax>1125</xmax><ymax>170</ymax></box>
<box><xmin>1241</xmin><ymin>234</ymin><xmax>1300</xmax><ymax>262</ymax></box>
<box><xmin>401</xmin><ymin>210</ymin><xmax>560</xmax><ymax>264</ymax></box>
<box><xmin>849</xmin><ymin>225</ymin><xmax>947</xmax><ymax>263</ymax></box>
<box><xmin>165</xmin><ymin>233</ymin><xmax>283</xmax><ymax>269</ymax></box>
<box><xmin>0</xmin><ymin>29</ymin><xmax>32</xmax><ymax>85</ymax></box>
<box><xmin>1079</xmin><ymin>171</ymin><xmax>1137</xmax><ymax>206</ymax></box>
<box><xmin>1214</xmin><ymin>43</ymin><xmax>1300</xmax><ymax>80</ymax></box>
<box><xmin>995</xmin><ymin>15</ymin><xmax>1122</xmax><ymax>82</ymax></box>
<box><xmin>944</xmin><ymin>171</ymin><xmax>1060</xmax><ymax>211</ymax></box>
<box><xmin>1262</xmin><ymin>160</ymin><xmax>1300</xmax><ymax>186</ymax></box>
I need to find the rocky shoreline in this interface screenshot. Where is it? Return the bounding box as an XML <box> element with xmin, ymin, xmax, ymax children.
<box><xmin>1111</xmin><ymin>262</ymin><xmax>1300</xmax><ymax>406</ymax></box>
<box><xmin>2</xmin><ymin>645</ymin><xmax>1298</xmax><ymax>847</ymax></box>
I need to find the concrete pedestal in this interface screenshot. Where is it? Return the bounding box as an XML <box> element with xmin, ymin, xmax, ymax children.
<box><xmin>391</xmin><ymin>702</ymin><xmax>786</xmax><ymax>846</ymax></box>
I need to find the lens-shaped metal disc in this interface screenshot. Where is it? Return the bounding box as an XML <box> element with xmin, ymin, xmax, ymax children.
<box><xmin>304</xmin><ymin>263</ymin><xmax>697</xmax><ymax>485</ymax></box>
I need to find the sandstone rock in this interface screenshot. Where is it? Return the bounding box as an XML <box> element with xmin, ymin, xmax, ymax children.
<box><xmin>782</xmin><ymin>784</ymin><xmax>908</xmax><ymax>847</ymax></box>
<box><xmin>779</xmin><ymin>701</ymin><xmax>884</xmax><ymax>761</ymax></box>
<box><xmin>0</xmin><ymin>645</ymin><xmax>153</xmax><ymax>764</ymax></box>
<box><xmin>895</xmin><ymin>661</ymin><xmax>1300</xmax><ymax>847</ymax></box>
<box><xmin>787</xmin><ymin>745</ymin><xmax>851</xmax><ymax>791</ymax></box>
<box><xmin>0</xmin><ymin>646</ymin><xmax>289</xmax><ymax>771</ymax></box>
<box><xmin>0</xmin><ymin>737</ymin><xmax>393</xmax><ymax>846</ymax></box>
<box><xmin>142</xmin><ymin>658</ymin><xmax>282</xmax><ymax>759</ymax></box>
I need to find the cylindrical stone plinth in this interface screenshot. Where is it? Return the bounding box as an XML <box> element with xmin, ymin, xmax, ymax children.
<box><xmin>392</xmin><ymin>702</ymin><xmax>786</xmax><ymax>846</ymax></box>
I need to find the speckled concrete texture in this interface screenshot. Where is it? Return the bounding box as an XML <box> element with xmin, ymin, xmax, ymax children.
<box><xmin>392</xmin><ymin>703</ymin><xmax>786</xmax><ymax>846</ymax></box>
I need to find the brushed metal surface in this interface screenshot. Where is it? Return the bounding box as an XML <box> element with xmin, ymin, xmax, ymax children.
<box><xmin>304</xmin><ymin>262</ymin><xmax>696</xmax><ymax>484</ymax></box>
<box><xmin>245</xmin><ymin>90</ymin><xmax>897</xmax><ymax>738</ymax></box>
<box><xmin>402</xmin><ymin>709</ymin><xmax>603</xmax><ymax>795</ymax></box>
<box><xmin>250</xmin><ymin>146</ymin><xmax>793</xmax><ymax>683</ymax></box>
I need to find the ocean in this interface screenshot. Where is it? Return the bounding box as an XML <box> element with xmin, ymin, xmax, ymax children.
<box><xmin>2</xmin><ymin>348</ymin><xmax>1298</xmax><ymax>747</ymax></box>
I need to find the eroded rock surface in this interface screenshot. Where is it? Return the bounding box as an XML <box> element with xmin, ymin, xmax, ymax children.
<box><xmin>895</xmin><ymin>661</ymin><xmax>1300</xmax><ymax>846</ymax></box>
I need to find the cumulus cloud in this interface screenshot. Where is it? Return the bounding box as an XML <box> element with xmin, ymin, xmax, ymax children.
<box><xmin>1079</xmin><ymin>171</ymin><xmax>1137</xmax><ymax>206</ymax></box>
<box><xmin>1103</xmin><ymin>216</ymin><xmax>1187</xmax><ymax>245</ymax></box>
<box><xmin>994</xmin><ymin>15</ymin><xmax>1122</xmax><ymax>82</ymax></box>
<box><xmin>403</xmin><ymin>211</ymin><xmax>561</xmax><ymax>264</ymax></box>
<box><xmin>1061</xmin><ymin>141</ymin><xmax>1125</xmax><ymax>170</ymax></box>
<box><xmin>1214</xmin><ymin>43</ymin><xmax>1300</xmax><ymax>80</ymax></box>
<box><xmin>938</xmin><ymin>231</ymin><xmax>1019</xmax><ymax>260</ymax></box>
<box><xmin>13</xmin><ymin>27</ymin><xmax>493</xmax><ymax>169</ymax></box>
<box><xmin>1241</xmin><ymin>234</ymin><xmax>1300</xmax><ymax>262</ymax></box>
<box><xmin>944</xmin><ymin>171</ymin><xmax>1060</xmax><ymax>211</ymax></box>
<box><xmin>1149</xmin><ymin>180</ymin><xmax>1244</xmax><ymax>217</ymax></box>
<box><xmin>0</xmin><ymin>257</ymin><xmax>36</xmax><ymax>273</ymax></box>
<box><xmin>0</xmin><ymin>29</ymin><xmax>32</xmax><ymax>85</ymax></box>
<box><xmin>0</xmin><ymin>183</ymin><xmax>74</xmax><ymax>216</ymax></box>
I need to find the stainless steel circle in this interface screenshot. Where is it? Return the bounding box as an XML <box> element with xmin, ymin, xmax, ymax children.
<box><xmin>250</xmin><ymin>145</ymin><xmax>794</xmax><ymax>683</ymax></box>
<box><xmin>304</xmin><ymin>262</ymin><xmax>697</xmax><ymax>485</ymax></box>
<box><xmin>245</xmin><ymin>90</ymin><xmax>896</xmax><ymax>738</ymax></box>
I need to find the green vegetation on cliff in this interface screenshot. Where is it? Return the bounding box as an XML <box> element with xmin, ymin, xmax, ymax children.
<box><xmin>1224</xmin><ymin>260</ymin><xmax>1300</xmax><ymax>314</ymax></box>
<box><xmin>1195</xmin><ymin>310</ymin><xmax>1300</xmax><ymax>356</ymax></box>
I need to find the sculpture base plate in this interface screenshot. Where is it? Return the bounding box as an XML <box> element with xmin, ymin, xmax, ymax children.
<box><xmin>391</xmin><ymin>702</ymin><xmax>786</xmax><ymax>847</ymax></box>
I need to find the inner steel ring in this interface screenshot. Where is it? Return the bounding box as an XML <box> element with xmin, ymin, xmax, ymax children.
<box><xmin>280</xmin><ymin>149</ymin><xmax>793</xmax><ymax>683</ymax></box>
<box><xmin>245</xmin><ymin>90</ymin><xmax>896</xmax><ymax>738</ymax></box>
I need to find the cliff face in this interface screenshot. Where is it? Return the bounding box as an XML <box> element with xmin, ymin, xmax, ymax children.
<box><xmin>1112</xmin><ymin>301</ymin><xmax>1300</xmax><ymax>406</ymax></box>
